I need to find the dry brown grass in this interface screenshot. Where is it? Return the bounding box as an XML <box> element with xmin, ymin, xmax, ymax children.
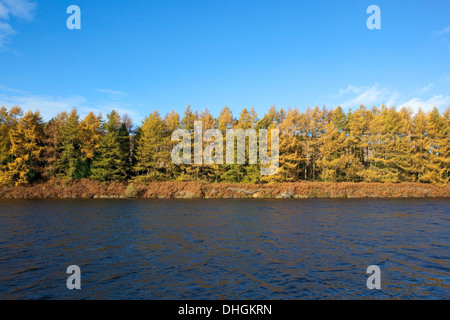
<box><xmin>0</xmin><ymin>179</ymin><xmax>448</xmax><ymax>199</ymax></box>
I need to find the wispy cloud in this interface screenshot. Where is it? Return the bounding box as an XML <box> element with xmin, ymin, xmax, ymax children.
<box><xmin>0</xmin><ymin>84</ymin><xmax>30</xmax><ymax>94</ymax></box>
<box><xmin>398</xmin><ymin>95</ymin><xmax>450</xmax><ymax>112</ymax></box>
<box><xmin>333</xmin><ymin>83</ymin><xmax>450</xmax><ymax>113</ymax></box>
<box><xmin>419</xmin><ymin>83</ymin><xmax>433</xmax><ymax>93</ymax></box>
<box><xmin>95</xmin><ymin>89</ymin><xmax>128</xmax><ymax>99</ymax></box>
<box><xmin>0</xmin><ymin>2</ymin><xmax>8</xmax><ymax>20</ymax></box>
<box><xmin>439</xmin><ymin>25</ymin><xmax>450</xmax><ymax>35</ymax></box>
<box><xmin>0</xmin><ymin>92</ymin><xmax>87</xmax><ymax>119</ymax></box>
<box><xmin>333</xmin><ymin>85</ymin><xmax>360</xmax><ymax>98</ymax></box>
<box><xmin>338</xmin><ymin>84</ymin><xmax>397</xmax><ymax>108</ymax></box>
<box><xmin>0</xmin><ymin>0</ymin><xmax>36</xmax><ymax>48</ymax></box>
<box><xmin>0</xmin><ymin>85</ymin><xmax>143</xmax><ymax>123</ymax></box>
<box><xmin>0</xmin><ymin>20</ymin><xmax>14</xmax><ymax>47</ymax></box>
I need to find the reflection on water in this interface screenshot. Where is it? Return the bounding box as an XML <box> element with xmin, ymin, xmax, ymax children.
<box><xmin>0</xmin><ymin>198</ymin><xmax>449</xmax><ymax>299</ymax></box>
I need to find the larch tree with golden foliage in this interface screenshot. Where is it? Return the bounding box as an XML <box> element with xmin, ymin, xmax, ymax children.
<box><xmin>7</xmin><ymin>110</ymin><xmax>44</xmax><ymax>186</ymax></box>
<box><xmin>134</xmin><ymin>111</ymin><xmax>169</xmax><ymax>181</ymax></box>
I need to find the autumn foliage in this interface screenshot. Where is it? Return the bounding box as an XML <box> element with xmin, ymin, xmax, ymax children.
<box><xmin>0</xmin><ymin>104</ymin><xmax>449</xmax><ymax>187</ymax></box>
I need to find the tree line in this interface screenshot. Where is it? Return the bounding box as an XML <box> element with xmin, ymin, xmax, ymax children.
<box><xmin>0</xmin><ymin>104</ymin><xmax>448</xmax><ymax>186</ymax></box>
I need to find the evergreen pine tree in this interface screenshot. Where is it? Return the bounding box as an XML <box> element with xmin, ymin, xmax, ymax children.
<box><xmin>91</xmin><ymin>111</ymin><xmax>128</xmax><ymax>181</ymax></box>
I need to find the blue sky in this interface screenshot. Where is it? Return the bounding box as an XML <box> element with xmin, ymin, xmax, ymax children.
<box><xmin>0</xmin><ymin>0</ymin><xmax>449</xmax><ymax>125</ymax></box>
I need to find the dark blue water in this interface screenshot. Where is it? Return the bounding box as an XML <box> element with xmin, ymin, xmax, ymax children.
<box><xmin>0</xmin><ymin>198</ymin><xmax>448</xmax><ymax>299</ymax></box>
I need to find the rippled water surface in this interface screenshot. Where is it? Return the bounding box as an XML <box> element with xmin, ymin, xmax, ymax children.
<box><xmin>0</xmin><ymin>198</ymin><xmax>449</xmax><ymax>299</ymax></box>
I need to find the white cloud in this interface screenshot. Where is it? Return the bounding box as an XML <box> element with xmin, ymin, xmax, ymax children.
<box><xmin>95</xmin><ymin>89</ymin><xmax>128</xmax><ymax>99</ymax></box>
<box><xmin>0</xmin><ymin>84</ymin><xmax>30</xmax><ymax>94</ymax></box>
<box><xmin>0</xmin><ymin>0</ymin><xmax>36</xmax><ymax>48</ymax></box>
<box><xmin>334</xmin><ymin>83</ymin><xmax>450</xmax><ymax>113</ymax></box>
<box><xmin>334</xmin><ymin>85</ymin><xmax>360</xmax><ymax>97</ymax></box>
<box><xmin>0</xmin><ymin>85</ymin><xmax>143</xmax><ymax>123</ymax></box>
<box><xmin>339</xmin><ymin>84</ymin><xmax>397</xmax><ymax>108</ymax></box>
<box><xmin>0</xmin><ymin>20</ymin><xmax>14</xmax><ymax>46</ymax></box>
<box><xmin>439</xmin><ymin>25</ymin><xmax>450</xmax><ymax>35</ymax></box>
<box><xmin>398</xmin><ymin>95</ymin><xmax>450</xmax><ymax>113</ymax></box>
<box><xmin>2</xmin><ymin>0</ymin><xmax>36</xmax><ymax>21</ymax></box>
<box><xmin>385</xmin><ymin>91</ymin><xmax>399</xmax><ymax>108</ymax></box>
<box><xmin>0</xmin><ymin>2</ymin><xmax>9</xmax><ymax>20</ymax></box>
<box><xmin>0</xmin><ymin>92</ymin><xmax>87</xmax><ymax>119</ymax></box>
<box><xmin>419</xmin><ymin>83</ymin><xmax>433</xmax><ymax>93</ymax></box>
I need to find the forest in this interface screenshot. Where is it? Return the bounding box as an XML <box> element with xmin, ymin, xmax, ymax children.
<box><xmin>0</xmin><ymin>103</ymin><xmax>448</xmax><ymax>187</ymax></box>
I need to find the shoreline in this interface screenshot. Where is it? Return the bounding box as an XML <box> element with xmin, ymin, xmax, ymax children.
<box><xmin>0</xmin><ymin>180</ymin><xmax>448</xmax><ymax>199</ymax></box>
